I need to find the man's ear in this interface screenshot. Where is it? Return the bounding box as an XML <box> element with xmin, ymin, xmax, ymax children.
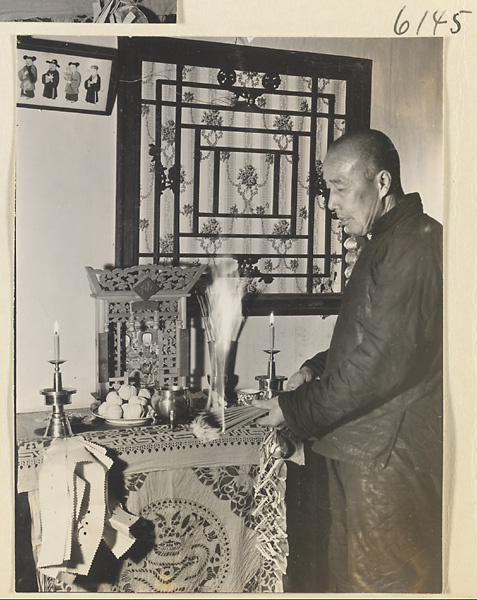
<box><xmin>376</xmin><ymin>170</ymin><xmax>392</xmax><ymax>198</ymax></box>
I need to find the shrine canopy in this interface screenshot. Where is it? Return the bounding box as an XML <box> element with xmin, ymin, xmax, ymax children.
<box><xmin>85</xmin><ymin>264</ymin><xmax>208</xmax><ymax>302</ymax></box>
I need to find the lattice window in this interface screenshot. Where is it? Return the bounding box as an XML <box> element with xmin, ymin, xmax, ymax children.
<box><xmin>116</xmin><ymin>38</ymin><xmax>372</xmax><ymax>314</ymax></box>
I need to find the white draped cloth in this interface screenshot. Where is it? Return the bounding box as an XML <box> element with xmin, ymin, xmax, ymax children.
<box><xmin>32</xmin><ymin>436</ymin><xmax>138</xmax><ymax>585</ymax></box>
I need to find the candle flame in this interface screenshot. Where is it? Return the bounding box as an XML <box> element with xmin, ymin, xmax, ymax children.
<box><xmin>54</xmin><ymin>321</ymin><xmax>59</xmax><ymax>335</ymax></box>
<box><xmin>270</xmin><ymin>312</ymin><xmax>274</xmax><ymax>326</ymax></box>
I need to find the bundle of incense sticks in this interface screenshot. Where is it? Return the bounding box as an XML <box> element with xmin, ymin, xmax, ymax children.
<box><xmin>196</xmin><ymin>261</ymin><xmax>245</xmax><ymax>431</ymax></box>
<box><xmin>196</xmin><ymin>293</ymin><xmax>244</xmax><ymax>347</ymax></box>
<box><xmin>190</xmin><ymin>405</ymin><xmax>269</xmax><ymax>442</ymax></box>
<box><xmin>223</xmin><ymin>405</ymin><xmax>269</xmax><ymax>431</ymax></box>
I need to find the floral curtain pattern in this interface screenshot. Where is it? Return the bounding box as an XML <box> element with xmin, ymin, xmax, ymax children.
<box><xmin>139</xmin><ymin>61</ymin><xmax>347</xmax><ymax>294</ymax></box>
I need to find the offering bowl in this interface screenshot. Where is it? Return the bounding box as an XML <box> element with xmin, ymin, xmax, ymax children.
<box><xmin>236</xmin><ymin>388</ymin><xmax>264</xmax><ymax>406</ymax></box>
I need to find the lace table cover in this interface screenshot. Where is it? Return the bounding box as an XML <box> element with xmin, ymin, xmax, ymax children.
<box><xmin>17</xmin><ymin>409</ymin><xmax>287</xmax><ymax>593</ymax></box>
<box><xmin>17</xmin><ymin>409</ymin><xmax>267</xmax><ymax>494</ymax></box>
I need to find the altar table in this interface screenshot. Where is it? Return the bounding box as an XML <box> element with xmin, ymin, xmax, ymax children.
<box><xmin>16</xmin><ymin>408</ymin><xmax>288</xmax><ymax>593</ymax></box>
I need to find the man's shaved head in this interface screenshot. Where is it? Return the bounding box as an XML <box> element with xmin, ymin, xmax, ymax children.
<box><xmin>327</xmin><ymin>129</ymin><xmax>403</xmax><ymax>196</ymax></box>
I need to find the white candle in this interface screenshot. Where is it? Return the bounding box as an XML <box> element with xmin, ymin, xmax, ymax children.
<box><xmin>269</xmin><ymin>312</ymin><xmax>275</xmax><ymax>350</ymax></box>
<box><xmin>53</xmin><ymin>321</ymin><xmax>60</xmax><ymax>361</ymax></box>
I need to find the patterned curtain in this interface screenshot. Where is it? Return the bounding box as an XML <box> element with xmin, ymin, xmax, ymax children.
<box><xmin>139</xmin><ymin>61</ymin><xmax>347</xmax><ymax>295</ymax></box>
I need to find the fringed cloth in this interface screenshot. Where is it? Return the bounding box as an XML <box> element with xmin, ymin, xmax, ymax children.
<box><xmin>17</xmin><ymin>409</ymin><xmax>293</xmax><ymax>593</ymax></box>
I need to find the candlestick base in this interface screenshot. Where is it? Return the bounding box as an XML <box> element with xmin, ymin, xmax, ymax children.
<box><xmin>41</xmin><ymin>389</ymin><xmax>76</xmax><ymax>438</ymax></box>
<box><xmin>44</xmin><ymin>406</ymin><xmax>73</xmax><ymax>438</ymax></box>
<box><xmin>41</xmin><ymin>358</ymin><xmax>77</xmax><ymax>438</ymax></box>
<box><xmin>40</xmin><ymin>387</ymin><xmax>77</xmax><ymax>406</ymax></box>
<box><xmin>255</xmin><ymin>375</ymin><xmax>287</xmax><ymax>399</ymax></box>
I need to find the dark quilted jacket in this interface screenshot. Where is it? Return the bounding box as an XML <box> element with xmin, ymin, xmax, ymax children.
<box><xmin>278</xmin><ymin>193</ymin><xmax>443</xmax><ymax>469</ymax></box>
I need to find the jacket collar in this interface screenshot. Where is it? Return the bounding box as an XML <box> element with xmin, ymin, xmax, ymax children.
<box><xmin>371</xmin><ymin>193</ymin><xmax>423</xmax><ymax>237</ymax></box>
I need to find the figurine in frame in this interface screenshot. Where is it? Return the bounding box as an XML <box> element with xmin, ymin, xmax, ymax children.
<box><xmin>18</xmin><ymin>55</ymin><xmax>37</xmax><ymax>99</ymax></box>
<box><xmin>85</xmin><ymin>65</ymin><xmax>101</xmax><ymax>104</ymax></box>
<box><xmin>64</xmin><ymin>62</ymin><xmax>81</xmax><ymax>103</ymax></box>
<box><xmin>42</xmin><ymin>59</ymin><xmax>60</xmax><ymax>100</ymax></box>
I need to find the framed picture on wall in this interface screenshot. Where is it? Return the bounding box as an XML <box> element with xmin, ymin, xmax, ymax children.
<box><xmin>16</xmin><ymin>36</ymin><xmax>118</xmax><ymax>116</ymax></box>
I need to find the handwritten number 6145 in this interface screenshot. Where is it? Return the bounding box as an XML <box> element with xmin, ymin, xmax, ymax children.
<box><xmin>394</xmin><ymin>6</ymin><xmax>472</xmax><ymax>36</ymax></box>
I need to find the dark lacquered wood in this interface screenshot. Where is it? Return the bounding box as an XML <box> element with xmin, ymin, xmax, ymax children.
<box><xmin>115</xmin><ymin>37</ymin><xmax>371</xmax><ymax>314</ymax></box>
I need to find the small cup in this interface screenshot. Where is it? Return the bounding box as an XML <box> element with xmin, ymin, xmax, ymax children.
<box><xmin>236</xmin><ymin>388</ymin><xmax>264</xmax><ymax>406</ymax></box>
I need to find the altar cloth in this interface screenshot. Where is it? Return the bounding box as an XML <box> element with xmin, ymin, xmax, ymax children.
<box><xmin>17</xmin><ymin>409</ymin><xmax>266</xmax><ymax>495</ymax></box>
<box><xmin>16</xmin><ymin>409</ymin><xmax>287</xmax><ymax>593</ymax></box>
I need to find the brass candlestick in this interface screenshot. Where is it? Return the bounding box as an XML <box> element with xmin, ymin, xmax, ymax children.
<box><xmin>40</xmin><ymin>359</ymin><xmax>77</xmax><ymax>438</ymax></box>
<box><xmin>255</xmin><ymin>349</ymin><xmax>287</xmax><ymax>399</ymax></box>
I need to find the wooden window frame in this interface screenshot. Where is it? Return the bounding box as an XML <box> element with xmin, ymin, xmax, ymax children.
<box><xmin>115</xmin><ymin>37</ymin><xmax>372</xmax><ymax>316</ymax></box>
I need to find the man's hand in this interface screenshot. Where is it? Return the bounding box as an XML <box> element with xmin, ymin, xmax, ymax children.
<box><xmin>286</xmin><ymin>366</ymin><xmax>315</xmax><ymax>391</ymax></box>
<box><xmin>252</xmin><ymin>396</ymin><xmax>286</xmax><ymax>429</ymax></box>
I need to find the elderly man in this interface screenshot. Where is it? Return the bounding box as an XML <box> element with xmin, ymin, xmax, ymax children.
<box><xmin>256</xmin><ymin>129</ymin><xmax>442</xmax><ymax>593</ymax></box>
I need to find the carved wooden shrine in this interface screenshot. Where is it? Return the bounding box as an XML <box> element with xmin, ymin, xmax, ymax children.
<box><xmin>86</xmin><ymin>264</ymin><xmax>207</xmax><ymax>398</ymax></box>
